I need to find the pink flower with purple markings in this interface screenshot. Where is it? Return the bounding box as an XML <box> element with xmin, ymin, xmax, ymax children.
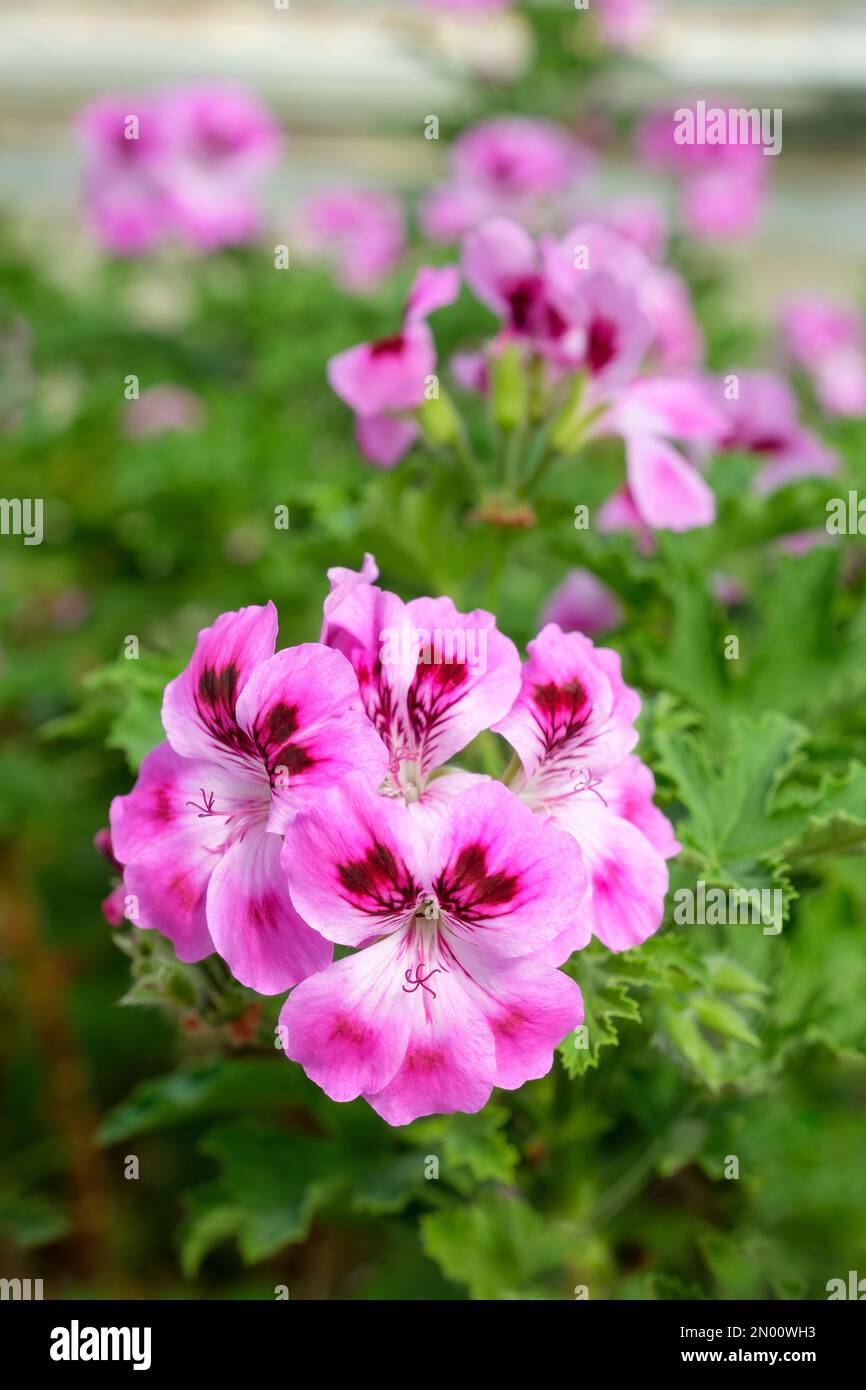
<box><xmin>78</xmin><ymin>85</ymin><xmax>280</xmax><ymax>255</ymax></box>
<box><xmin>296</xmin><ymin>187</ymin><xmax>405</xmax><ymax>293</ymax></box>
<box><xmin>710</xmin><ymin>369</ymin><xmax>836</xmax><ymax>494</ymax></box>
<box><xmin>780</xmin><ymin>297</ymin><xmax>866</xmax><ymax>419</ymax></box>
<box><xmin>109</xmin><ymin>603</ymin><xmax>388</xmax><ymax>994</ymax></box>
<box><xmin>278</xmin><ymin>776</ymin><xmax>586</xmax><ymax>1125</ymax></box>
<box><xmin>594</xmin><ymin>375</ymin><xmax>725</xmax><ymax>530</ymax></box>
<box><xmin>421</xmin><ymin>117</ymin><xmax>593</xmax><ymax>244</ymax></box>
<box><xmin>320</xmin><ymin>553</ymin><xmax>521</xmax><ymax>821</ymax></box>
<box><xmin>637</xmin><ymin>104</ymin><xmax>768</xmax><ymax>242</ymax></box>
<box><xmin>540</xmin><ymin>569</ymin><xmax>623</xmax><ymax>636</ymax></box>
<box><xmin>327</xmin><ymin>265</ymin><xmax>460</xmax><ymax>467</ymax></box>
<box><xmin>494</xmin><ymin>624</ymin><xmax>679</xmax><ymax>955</ymax></box>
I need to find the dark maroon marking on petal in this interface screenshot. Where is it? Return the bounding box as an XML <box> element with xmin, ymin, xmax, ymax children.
<box><xmin>532</xmin><ymin>678</ymin><xmax>592</xmax><ymax>757</ymax></box>
<box><xmin>330</xmin><ymin>1016</ymin><xmax>367</xmax><ymax>1045</ymax></box>
<box><xmin>504</xmin><ymin>274</ymin><xmax>569</xmax><ymax>342</ymax></box>
<box><xmin>266</xmin><ymin>702</ymin><xmax>299</xmax><ymax>745</ymax></box>
<box><xmin>154</xmin><ymin>787</ymin><xmax>174</xmax><ymax>823</ymax></box>
<box><xmin>371</xmin><ymin>333</ymin><xmax>406</xmax><ymax>357</ymax></box>
<box><xmin>195</xmin><ymin>662</ymin><xmax>256</xmax><ymax>757</ymax></box>
<box><xmin>273</xmin><ymin>744</ymin><xmax>315</xmax><ymax>778</ymax></box>
<box><xmin>249</xmin><ymin>894</ymin><xmax>281</xmax><ymax>930</ymax></box>
<box><xmin>435</xmin><ymin>842</ymin><xmax>519</xmax><ymax>923</ymax></box>
<box><xmin>748</xmin><ymin>434</ymin><xmax>787</xmax><ymax>455</ymax></box>
<box><xmin>337</xmin><ymin>840</ymin><xmax>419</xmax><ymax>916</ymax></box>
<box><xmin>586</xmin><ymin>315</ymin><xmax>619</xmax><ymax>374</ymax></box>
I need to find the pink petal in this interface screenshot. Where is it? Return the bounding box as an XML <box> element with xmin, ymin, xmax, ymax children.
<box><xmin>404</xmin><ymin>264</ymin><xmax>460</xmax><ymax>324</ymax></box>
<box><xmin>429</xmin><ymin>781</ymin><xmax>588</xmax><ymax>959</ymax></box>
<box><xmin>454</xmin><ymin>940</ymin><xmax>583</xmax><ymax>1088</ymax></box>
<box><xmin>233</xmin><ymin>642</ymin><xmax>388</xmax><ymax>833</ymax></box>
<box><xmin>601</xmin><ymin>755</ymin><xmax>681</xmax><ymax>859</ymax></box>
<box><xmin>551</xmin><ymin>800</ymin><xmax>668</xmax><ymax>952</ymax></box>
<box><xmin>122</xmin><ymin>830</ymin><xmax>218</xmax><ymax>963</ymax></box>
<box><xmin>401</xmin><ymin>596</ymin><xmax>521</xmax><ymax>773</ymax></box>
<box><xmin>363</xmin><ymin>965</ymin><xmax>496</xmax><ymax>1126</ymax></box>
<box><xmin>613</xmin><ymin>376</ymin><xmax>726</xmax><ymax>441</ymax></box>
<box><xmin>626</xmin><ymin>434</ymin><xmax>716</xmax><ymax>530</ymax></box>
<box><xmin>206</xmin><ymin>826</ymin><xmax>331</xmax><ymax>993</ymax></box>
<box><xmin>281</xmin><ymin>777</ymin><xmax>428</xmax><ymax>948</ymax></box>
<box><xmin>326</xmin><ymin>323</ymin><xmax>434</xmax><ymax>417</ymax></box>
<box><xmin>461</xmin><ymin>216</ymin><xmax>537</xmax><ymax>316</ymax></box>
<box><xmin>493</xmin><ymin>623</ymin><xmax>638</xmax><ymax>784</ymax></box>
<box><xmin>279</xmin><ymin>931</ymin><xmax>414</xmax><ymax>1102</ymax></box>
<box><xmin>162</xmin><ymin>602</ymin><xmax>278</xmax><ymax>764</ymax></box>
<box><xmin>355</xmin><ymin>414</ymin><xmax>420</xmax><ymax>468</ymax></box>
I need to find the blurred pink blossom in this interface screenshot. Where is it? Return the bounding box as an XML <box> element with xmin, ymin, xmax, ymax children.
<box><xmin>296</xmin><ymin>188</ymin><xmax>405</xmax><ymax>293</ymax></box>
<box><xmin>421</xmin><ymin>116</ymin><xmax>593</xmax><ymax>243</ymax></box>
<box><xmin>595</xmin><ymin>0</ymin><xmax>657</xmax><ymax>51</ymax></box>
<box><xmin>780</xmin><ymin>296</ymin><xmax>866</xmax><ymax>418</ymax></box>
<box><xmin>711</xmin><ymin>369</ymin><xmax>836</xmax><ymax>493</ymax></box>
<box><xmin>637</xmin><ymin>103</ymin><xmax>769</xmax><ymax>241</ymax></box>
<box><xmin>122</xmin><ymin>385</ymin><xmax>206</xmax><ymax>439</ymax></box>
<box><xmin>79</xmin><ymin>85</ymin><xmax>281</xmax><ymax>255</ymax></box>
<box><xmin>540</xmin><ymin>569</ymin><xmax>623</xmax><ymax>635</ymax></box>
<box><xmin>327</xmin><ymin>265</ymin><xmax>460</xmax><ymax>467</ymax></box>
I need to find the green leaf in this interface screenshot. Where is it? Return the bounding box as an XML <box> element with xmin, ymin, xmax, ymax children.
<box><xmin>97</xmin><ymin>1060</ymin><xmax>297</xmax><ymax>1144</ymax></box>
<box><xmin>179</xmin><ymin>1121</ymin><xmax>342</xmax><ymax>1275</ymax></box>
<box><xmin>421</xmin><ymin>1193</ymin><xmax>574</xmax><ymax>1299</ymax></box>
<box><xmin>410</xmin><ymin>1105</ymin><xmax>519</xmax><ymax>1186</ymax></box>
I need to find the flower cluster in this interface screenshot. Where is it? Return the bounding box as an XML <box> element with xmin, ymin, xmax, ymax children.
<box><xmin>79</xmin><ymin>85</ymin><xmax>280</xmax><ymax>254</ymax></box>
<box><xmin>103</xmin><ymin>556</ymin><xmax>677</xmax><ymax>1125</ymax></box>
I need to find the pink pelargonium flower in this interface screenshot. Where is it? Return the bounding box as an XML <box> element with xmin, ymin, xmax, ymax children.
<box><xmin>540</xmin><ymin>568</ymin><xmax>623</xmax><ymax>636</ymax></box>
<box><xmin>421</xmin><ymin>117</ymin><xmax>593</xmax><ymax>244</ymax></box>
<box><xmin>78</xmin><ymin>96</ymin><xmax>174</xmax><ymax>255</ymax></box>
<box><xmin>109</xmin><ymin>603</ymin><xmax>388</xmax><ymax>993</ymax></box>
<box><xmin>463</xmin><ymin>217</ymin><xmax>652</xmax><ymax>387</ymax></box>
<box><xmin>595</xmin><ymin>0</ymin><xmax>657</xmax><ymax>51</ymax></box>
<box><xmin>780</xmin><ymin>297</ymin><xmax>866</xmax><ymax>419</ymax></box>
<box><xmin>636</xmin><ymin>105</ymin><xmax>768</xmax><ymax>242</ymax></box>
<box><xmin>597</xmin><ymin>375</ymin><xmax>725</xmax><ymax>531</ymax></box>
<box><xmin>327</xmin><ymin>265</ymin><xmax>460</xmax><ymax>467</ymax></box>
<box><xmin>78</xmin><ymin>85</ymin><xmax>280</xmax><ymax>255</ymax></box>
<box><xmin>278</xmin><ymin>775</ymin><xmax>586</xmax><ymax>1125</ymax></box>
<box><xmin>320</xmin><ymin>553</ymin><xmax>521</xmax><ymax>823</ymax></box>
<box><xmin>711</xmin><ymin>369</ymin><xmax>837</xmax><ymax>494</ymax></box>
<box><xmin>296</xmin><ymin>187</ymin><xmax>405</xmax><ymax>293</ymax></box>
<box><xmin>544</xmin><ymin>220</ymin><xmax>702</xmax><ymax>373</ymax></box>
<box><xmin>494</xmin><ymin>624</ymin><xmax>679</xmax><ymax>955</ymax></box>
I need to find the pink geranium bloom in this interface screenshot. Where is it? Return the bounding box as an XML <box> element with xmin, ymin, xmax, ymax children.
<box><xmin>296</xmin><ymin>187</ymin><xmax>405</xmax><ymax>293</ymax></box>
<box><xmin>781</xmin><ymin>297</ymin><xmax>866</xmax><ymax>418</ymax></box>
<box><xmin>637</xmin><ymin>105</ymin><xmax>768</xmax><ymax>241</ymax></box>
<box><xmin>540</xmin><ymin>569</ymin><xmax>623</xmax><ymax>636</ymax></box>
<box><xmin>597</xmin><ymin>376</ymin><xmax>724</xmax><ymax>530</ymax></box>
<box><xmin>279</xmin><ymin>775</ymin><xmax>586</xmax><ymax>1125</ymax></box>
<box><xmin>78</xmin><ymin>96</ymin><xmax>174</xmax><ymax>254</ymax></box>
<box><xmin>319</xmin><ymin>553</ymin><xmax>521</xmax><ymax>817</ymax></box>
<box><xmin>595</xmin><ymin>0</ymin><xmax>656</xmax><ymax>51</ymax></box>
<box><xmin>463</xmin><ymin>217</ymin><xmax>652</xmax><ymax>386</ymax></box>
<box><xmin>122</xmin><ymin>385</ymin><xmax>206</xmax><ymax>439</ymax></box>
<box><xmin>327</xmin><ymin>265</ymin><xmax>460</xmax><ymax>467</ymax></box>
<box><xmin>546</xmin><ymin>220</ymin><xmax>702</xmax><ymax>372</ymax></box>
<box><xmin>156</xmin><ymin>85</ymin><xmax>281</xmax><ymax>250</ymax></box>
<box><xmin>494</xmin><ymin>624</ymin><xmax>678</xmax><ymax>955</ymax></box>
<box><xmin>711</xmin><ymin>369</ymin><xmax>837</xmax><ymax>493</ymax></box>
<box><xmin>79</xmin><ymin>85</ymin><xmax>280</xmax><ymax>255</ymax></box>
<box><xmin>421</xmin><ymin>117</ymin><xmax>593</xmax><ymax>243</ymax></box>
<box><xmin>109</xmin><ymin>603</ymin><xmax>388</xmax><ymax>993</ymax></box>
